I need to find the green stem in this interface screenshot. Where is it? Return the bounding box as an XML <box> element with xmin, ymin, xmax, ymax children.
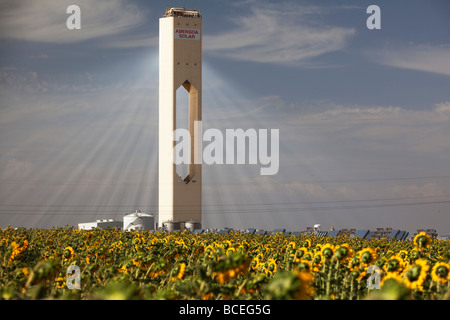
<box><xmin>350</xmin><ymin>276</ymin><xmax>354</xmax><ymax>300</ymax></box>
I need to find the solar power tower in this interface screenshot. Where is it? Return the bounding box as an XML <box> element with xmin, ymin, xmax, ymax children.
<box><xmin>158</xmin><ymin>8</ymin><xmax>202</xmax><ymax>228</ymax></box>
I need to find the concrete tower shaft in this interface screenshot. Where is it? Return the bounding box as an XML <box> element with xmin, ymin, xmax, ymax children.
<box><xmin>159</xmin><ymin>8</ymin><xmax>202</xmax><ymax>227</ymax></box>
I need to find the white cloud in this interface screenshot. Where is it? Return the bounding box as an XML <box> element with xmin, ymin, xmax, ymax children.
<box><xmin>0</xmin><ymin>0</ymin><xmax>145</xmax><ymax>43</ymax></box>
<box><xmin>369</xmin><ymin>44</ymin><xmax>450</xmax><ymax>76</ymax></box>
<box><xmin>100</xmin><ymin>34</ymin><xmax>158</xmax><ymax>49</ymax></box>
<box><xmin>205</xmin><ymin>95</ymin><xmax>284</xmax><ymax>121</ymax></box>
<box><xmin>293</xmin><ymin>102</ymin><xmax>450</xmax><ymax>125</ymax></box>
<box><xmin>0</xmin><ymin>68</ymin><xmax>98</xmax><ymax>95</ymax></box>
<box><xmin>204</xmin><ymin>6</ymin><xmax>355</xmax><ymax>65</ymax></box>
<box><xmin>282</xmin><ymin>102</ymin><xmax>450</xmax><ymax>156</ymax></box>
<box><xmin>296</xmin><ymin>105</ymin><xmax>403</xmax><ymax>124</ymax></box>
<box><xmin>434</xmin><ymin>101</ymin><xmax>450</xmax><ymax>113</ymax></box>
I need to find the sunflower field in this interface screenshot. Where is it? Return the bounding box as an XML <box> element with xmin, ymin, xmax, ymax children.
<box><xmin>1</xmin><ymin>226</ymin><xmax>449</xmax><ymax>300</ymax></box>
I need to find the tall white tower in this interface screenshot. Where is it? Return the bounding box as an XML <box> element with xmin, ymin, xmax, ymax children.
<box><xmin>159</xmin><ymin>8</ymin><xmax>202</xmax><ymax>228</ymax></box>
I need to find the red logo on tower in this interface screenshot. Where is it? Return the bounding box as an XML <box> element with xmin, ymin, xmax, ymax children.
<box><xmin>175</xmin><ymin>28</ymin><xmax>200</xmax><ymax>40</ymax></box>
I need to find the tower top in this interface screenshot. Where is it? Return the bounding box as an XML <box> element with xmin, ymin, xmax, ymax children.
<box><xmin>163</xmin><ymin>8</ymin><xmax>202</xmax><ymax>19</ymax></box>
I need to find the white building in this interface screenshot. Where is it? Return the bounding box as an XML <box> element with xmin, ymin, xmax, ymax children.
<box><xmin>78</xmin><ymin>219</ymin><xmax>122</xmax><ymax>230</ymax></box>
<box><xmin>123</xmin><ymin>210</ymin><xmax>155</xmax><ymax>231</ymax></box>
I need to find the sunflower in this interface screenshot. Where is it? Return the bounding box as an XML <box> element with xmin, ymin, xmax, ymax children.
<box><xmin>112</xmin><ymin>240</ymin><xmax>123</xmax><ymax>250</ymax></box>
<box><xmin>334</xmin><ymin>243</ymin><xmax>353</xmax><ymax>262</ymax></box>
<box><xmin>8</xmin><ymin>239</ymin><xmax>28</xmax><ymax>264</ymax></box>
<box><xmin>0</xmin><ymin>238</ymin><xmax>7</xmax><ymax>247</ymax></box>
<box><xmin>256</xmin><ymin>261</ymin><xmax>266</xmax><ymax>274</ymax></box>
<box><xmin>250</xmin><ymin>257</ymin><xmax>260</xmax><ymax>271</ymax></box>
<box><xmin>320</xmin><ymin>243</ymin><xmax>335</xmax><ymax>261</ymax></box>
<box><xmin>201</xmin><ymin>292</ymin><xmax>214</xmax><ymax>300</ymax></box>
<box><xmin>314</xmin><ymin>243</ymin><xmax>323</xmax><ymax>253</ymax></box>
<box><xmin>313</xmin><ymin>252</ymin><xmax>323</xmax><ymax>263</ymax></box>
<box><xmin>22</xmin><ymin>267</ymin><xmax>29</xmax><ymax>278</ymax></box>
<box><xmin>297</xmin><ymin>259</ymin><xmax>312</xmax><ymax>272</ymax></box>
<box><xmin>305</xmin><ymin>239</ymin><xmax>312</xmax><ymax>248</ymax></box>
<box><xmin>396</xmin><ymin>250</ymin><xmax>409</xmax><ymax>260</ymax></box>
<box><xmin>63</xmin><ymin>246</ymin><xmax>75</xmax><ymax>262</ymax></box>
<box><xmin>213</xmin><ymin>258</ymin><xmax>250</xmax><ymax>283</ymax></box>
<box><xmin>237</xmin><ymin>241</ymin><xmax>249</xmax><ymax>253</ymax></box>
<box><xmin>204</xmin><ymin>244</ymin><xmax>215</xmax><ymax>258</ymax></box>
<box><xmin>295</xmin><ymin>270</ymin><xmax>315</xmax><ymax>300</ymax></box>
<box><xmin>55</xmin><ymin>276</ymin><xmax>66</xmax><ymax>289</ymax></box>
<box><xmin>312</xmin><ymin>252</ymin><xmax>324</xmax><ymax>272</ymax></box>
<box><xmin>356</xmin><ymin>270</ymin><xmax>366</xmax><ymax>282</ymax></box>
<box><xmin>413</xmin><ymin>232</ymin><xmax>432</xmax><ymax>250</ymax></box>
<box><xmin>222</xmin><ymin>240</ymin><xmax>232</xmax><ymax>250</ymax></box>
<box><xmin>263</xmin><ymin>270</ymin><xmax>314</xmax><ymax>300</ymax></box>
<box><xmin>173</xmin><ymin>262</ymin><xmax>186</xmax><ymax>281</ymax></box>
<box><xmin>408</xmin><ymin>249</ymin><xmax>420</xmax><ymax>263</ymax></box>
<box><xmin>131</xmin><ymin>258</ymin><xmax>141</xmax><ymax>268</ymax></box>
<box><xmin>265</xmin><ymin>258</ymin><xmax>277</xmax><ymax>276</ymax></box>
<box><xmin>403</xmin><ymin>258</ymin><xmax>430</xmax><ymax>290</ymax></box>
<box><xmin>294</xmin><ymin>247</ymin><xmax>307</xmax><ymax>262</ymax></box>
<box><xmin>175</xmin><ymin>239</ymin><xmax>187</xmax><ymax>249</ymax></box>
<box><xmin>286</xmin><ymin>241</ymin><xmax>296</xmax><ymax>254</ymax></box>
<box><xmin>359</xmin><ymin>248</ymin><xmax>378</xmax><ymax>267</ymax></box>
<box><xmin>8</xmin><ymin>241</ymin><xmax>20</xmax><ymax>264</ymax></box>
<box><xmin>348</xmin><ymin>256</ymin><xmax>360</xmax><ymax>271</ymax></box>
<box><xmin>255</xmin><ymin>252</ymin><xmax>264</xmax><ymax>262</ymax></box>
<box><xmin>384</xmin><ymin>256</ymin><xmax>404</xmax><ymax>274</ymax></box>
<box><xmin>302</xmin><ymin>251</ymin><xmax>313</xmax><ymax>261</ymax></box>
<box><xmin>381</xmin><ymin>272</ymin><xmax>405</xmax><ymax>287</ymax></box>
<box><xmin>213</xmin><ymin>244</ymin><xmax>226</xmax><ymax>256</ymax></box>
<box><xmin>385</xmin><ymin>250</ymin><xmax>395</xmax><ymax>259</ymax></box>
<box><xmin>431</xmin><ymin>262</ymin><xmax>450</xmax><ymax>284</ymax></box>
<box><xmin>119</xmin><ymin>265</ymin><xmax>129</xmax><ymax>274</ymax></box>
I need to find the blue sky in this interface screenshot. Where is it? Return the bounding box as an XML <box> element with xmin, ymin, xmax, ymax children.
<box><xmin>1</xmin><ymin>0</ymin><xmax>450</xmax><ymax>234</ymax></box>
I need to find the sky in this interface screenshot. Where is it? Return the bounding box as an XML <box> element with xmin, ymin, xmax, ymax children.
<box><xmin>1</xmin><ymin>0</ymin><xmax>450</xmax><ymax>234</ymax></box>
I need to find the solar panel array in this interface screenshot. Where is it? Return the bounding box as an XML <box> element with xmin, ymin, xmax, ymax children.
<box><xmin>245</xmin><ymin>228</ymin><xmax>256</xmax><ymax>234</ymax></box>
<box><xmin>388</xmin><ymin>230</ymin><xmax>410</xmax><ymax>240</ymax></box>
<box><xmin>161</xmin><ymin>226</ymin><xmax>445</xmax><ymax>241</ymax></box>
<box><xmin>327</xmin><ymin>230</ymin><xmax>341</xmax><ymax>237</ymax></box>
<box><xmin>353</xmin><ymin>230</ymin><xmax>370</xmax><ymax>239</ymax></box>
<box><xmin>315</xmin><ymin>231</ymin><xmax>328</xmax><ymax>237</ymax></box>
